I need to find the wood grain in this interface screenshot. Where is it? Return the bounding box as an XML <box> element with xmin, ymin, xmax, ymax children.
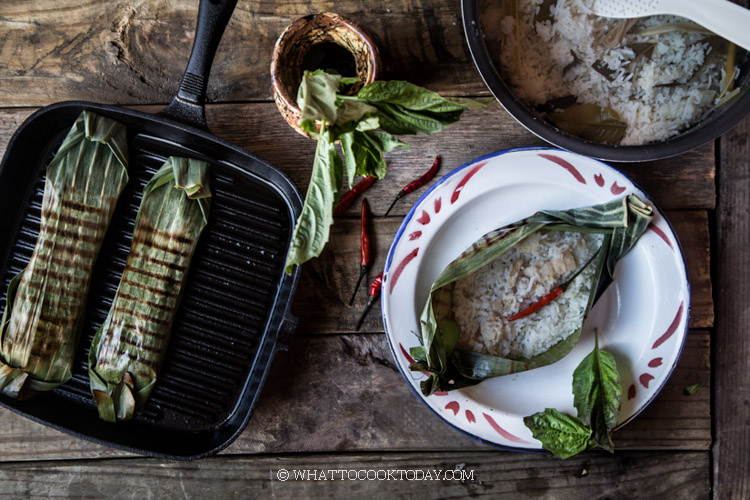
<box><xmin>714</xmin><ymin>114</ymin><xmax>750</xmax><ymax>499</ymax></box>
<box><xmin>293</xmin><ymin>210</ymin><xmax>712</xmax><ymax>333</ymax></box>
<box><xmin>0</xmin><ymin>330</ymin><xmax>709</xmax><ymax>462</ymax></box>
<box><xmin>0</xmin><ymin>0</ymin><xmax>481</xmax><ymax>107</ymax></box>
<box><xmin>0</xmin><ymin>451</ymin><xmax>709</xmax><ymax>499</ymax></box>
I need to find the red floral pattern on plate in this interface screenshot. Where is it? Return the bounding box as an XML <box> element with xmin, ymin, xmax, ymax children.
<box><xmin>451</xmin><ymin>162</ymin><xmax>486</xmax><ymax>204</ymax></box>
<box><xmin>649</xmin><ymin>223</ymin><xmax>675</xmax><ymax>251</ymax></box>
<box><xmin>445</xmin><ymin>401</ymin><xmax>460</xmax><ymax>416</ymax></box>
<box><xmin>610</xmin><ymin>181</ymin><xmax>626</xmax><ymax>195</ymax></box>
<box><xmin>417</xmin><ymin>210</ymin><xmax>431</xmax><ymax>225</ymax></box>
<box><xmin>628</xmin><ymin>384</ymin><xmax>636</xmax><ymax>400</ymax></box>
<box><xmin>538</xmin><ymin>153</ymin><xmax>587</xmax><ymax>184</ymax></box>
<box><xmin>648</xmin><ymin>358</ymin><xmax>663</xmax><ymax>368</ymax></box>
<box><xmin>483</xmin><ymin>413</ymin><xmax>528</xmax><ymax>444</ymax></box>
<box><xmin>652</xmin><ymin>302</ymin><xmax>685</xmax><ymax>349</ymax></box>
<box><xmin>389</xmin><ymin>248</ymin><xmax>419</xmax><ymax>294</ymax></box>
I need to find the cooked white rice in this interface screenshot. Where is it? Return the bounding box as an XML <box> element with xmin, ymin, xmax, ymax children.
<box><xmin>497</xmin><ymin>0</ymin><xmax>737</xmax><ymax>145</ymax></box>
<box><xmin>452</xmin><ymin>230</ymin><xmax>602</xmax><ymax>359</ymax></box>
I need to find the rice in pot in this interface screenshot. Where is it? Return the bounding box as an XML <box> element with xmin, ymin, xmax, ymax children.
<box><xmin>497</xmin><ymin>0</ymin><xmax>740</xmax><ymax>145</ymax></box>
<box><xmin>452</xmin><ymin>230</ymin><xmax>602</xmax><ymax>359</ymax></box>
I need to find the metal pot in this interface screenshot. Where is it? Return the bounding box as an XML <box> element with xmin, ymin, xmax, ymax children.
<box><xmin>461</xmin><ymin>0</ymin><xmax>750</xmax><ymax>162</ymax></box>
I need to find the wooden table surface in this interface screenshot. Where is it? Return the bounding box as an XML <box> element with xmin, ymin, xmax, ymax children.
<box><xmin>0</xmin><ymin>1</ymin><xmax>746</xmax><ymax>498</ymax></box>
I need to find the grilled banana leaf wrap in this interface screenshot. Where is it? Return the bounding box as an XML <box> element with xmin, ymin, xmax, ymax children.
<box><xmin>88</xmin><ymin>157</ymin><xmax>210</xmax><ymax>422</ymax></box>
<box><xmin>0</xmin><ymin>111</ymin><xmax>128</xmax><ymax>399</ymax></box>
<box><xmin>410</xmin><ymin>195</ymin><xmax>653</xmax><ymax>396</ymax></box>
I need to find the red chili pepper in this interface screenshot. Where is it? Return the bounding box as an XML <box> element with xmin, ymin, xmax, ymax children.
<box><xmin>508</xmin><ymin>288</ymin><xmax>563</xmax><ymax>322</ymax></box>
<box><xmin>384</xmin><ymin>155</ymin><xmax>440</xmax><ymax>217</ymax></box>
<box><xmin>356</xmin><ymin>271</ymin><xmax>383</xmax><ymax>331</ymax></box>
<box><xmin>334</xmin><ymin>176</ymin><xmax>376</xmax><ymax>215</ymax></box>
<box><xmin>508</xmin><ymin>250</ymin><xmax>601</xmax><ymax>322</ymax></box>
<box><xmin>349</xmin><ymin>198</ymin><xmax>372</xmax><ymax>305</ymax></box>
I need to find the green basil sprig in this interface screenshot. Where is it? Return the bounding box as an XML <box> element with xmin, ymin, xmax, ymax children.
<box><xmin>523</xmin><ymin>409</ymin><xmax>592</xmax><ymax>459</ymax></box>
<box><xmin>524</xmin><ymin>331</ymin><xmax>623</xmax><ymax>458</ymax></box>
<box><xmin>572</xmin><ymin>331</ymin><xmax>622</xmax><ymax>451</ymax></box>
<box><xmin>284</xmin><ymin>70</ymin><xmax>482</xmax><ymax>274</ymax></box>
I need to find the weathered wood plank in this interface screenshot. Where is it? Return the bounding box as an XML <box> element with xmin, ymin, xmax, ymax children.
<box><xmin>0</xmin><ymin>330</ymin><xmax>709</xmax><ymax>462</ymax></box>
<box><xmin>0</xmin><ymin>104</ymin><xmax>716</xmax><ymax>213</ymax></box>
<box><xmin>0</xmin><ymin>451</ymin><xmax>710</xmax><ymax>499</ymax></box>
<box><xmin>714</xmin><ymin>114</ymin><xmax>750</xmax><ymax>499</ymax></box>
<box><xmin>294</xmin><ymin>210</ymin><xmax>712</xmax><ymax>333</ymax></box>
<box><xmin>0</xmin><ymin>0</ymin><xmax>482</xmax><ymax>107</ymax></box>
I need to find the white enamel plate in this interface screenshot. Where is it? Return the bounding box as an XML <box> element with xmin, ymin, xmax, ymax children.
<box><xmin>381</xmin><ymin>148</ymin><xmax>690</xmax><ymax>450</ymax></box>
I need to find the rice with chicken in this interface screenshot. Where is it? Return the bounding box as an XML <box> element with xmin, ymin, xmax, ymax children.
<box><xmin>452</xmin><ymin>230</ymin><xmax>602</xmax><ymax>359</ymax></box>
<box><xmin>497</xmin><ymin>0</ymin><xmax>740</xmax><ymax>145</ymax></box>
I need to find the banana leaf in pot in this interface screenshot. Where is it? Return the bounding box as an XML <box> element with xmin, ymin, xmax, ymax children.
<box><xmin>409</xmin><ymin>195</ymin><xmax>653</xmax><ymax>396</ymax></box>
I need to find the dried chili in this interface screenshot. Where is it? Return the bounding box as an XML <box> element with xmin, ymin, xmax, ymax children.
<box><xmin>355</xmin><ymin>271</ymin><xmax>383</xmax><ymax>331</ymax></box>
<box><xmin>384</xmin><ymin>155</ymin><xmax>440</xmax><ymax>217</ymax></box>
<box><xmin>507</xmin><ymin>288</ymin><xmax>563</xmax><ymax>322</ymax></box>
<box><xmin>334</xmin><ymin>175</ymin><xmax>376</xmax><ymax>215</ymax></box>
<box><xmin>508</xmin><ymin>250</ymin><xmax>600</xmax><ymax>322</ymax></box>
<box><xmin>349</xmin><ymin>198</ymin><xmax>372</xmax><ymax>305</ymax></box>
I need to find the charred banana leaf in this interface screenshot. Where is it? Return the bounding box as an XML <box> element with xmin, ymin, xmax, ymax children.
<box><xmin>410</xmin><ymin>195</ymin><xmax>653</xmax><ymax>396</ymax></box>
<box><xmin>88</xmin><ymin>156</ymin><xmax>210</xmax><ymax>422</ymax></box>
<box><xmin>0</xmin><ymin>111</ymin><xmax>128</xmax><ymax>398</ymax></box>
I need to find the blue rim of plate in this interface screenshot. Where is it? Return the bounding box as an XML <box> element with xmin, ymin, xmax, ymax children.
<box><xmin>381</xmin><ymin>146</ymin><xmax>691</xmax><ymax>452</ymax></box>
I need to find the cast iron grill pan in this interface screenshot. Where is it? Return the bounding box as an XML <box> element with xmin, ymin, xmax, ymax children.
<box><xmin>0</xmin><ymin>0</ymin><xmax>302</xmax><ymax>459</ymax></box>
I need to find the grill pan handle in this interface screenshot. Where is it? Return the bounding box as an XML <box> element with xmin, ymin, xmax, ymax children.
<box><xmin>161</xmin><ymin>0</ymin><xmax>238</xmax><ymax>129</ymax></box>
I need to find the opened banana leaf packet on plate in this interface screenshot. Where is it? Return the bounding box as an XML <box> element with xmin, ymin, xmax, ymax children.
<box><xmin>410</xmin><ymin>194</ymin><xmax>653</xmax><ymax>396</ymax></box>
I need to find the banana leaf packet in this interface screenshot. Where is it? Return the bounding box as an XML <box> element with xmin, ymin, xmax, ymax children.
<box><xmin>409</xmin><ymin>195</ymin><xmax>653</xmax><ymax>396</ymax></box>
<box><xmin>88</xmin><ymin>157</ymin><xmax>210</xmax><ymax>422</ymax></box>
<box><xmin>0</xmin><ymin>111</ymin><xmax>128</xmax><ymax>399</ymax></box>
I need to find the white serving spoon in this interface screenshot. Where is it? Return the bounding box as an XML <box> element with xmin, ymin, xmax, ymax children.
<box><xmin>590</xmin><ymin>0</ymin><xmax>750</xmax><ymax>52</ymax></box>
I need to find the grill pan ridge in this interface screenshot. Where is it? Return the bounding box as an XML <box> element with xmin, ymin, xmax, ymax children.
<box><xmin>0</xmin><ymin>0</ymin><xmax>302</xmax><ymax>460</ymax></box>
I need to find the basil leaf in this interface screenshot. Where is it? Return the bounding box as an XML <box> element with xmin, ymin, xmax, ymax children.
<box><xmin>284</xmin><ymin>126</ymin><xmax>343</xmax><ymax>274</ymax></box>
<box><xmin>349</xmin><ymin>131</ymin><xmax>387</xmax><ymax>179</ymax></box>
<box><xmin>355</xmin><ymin>115</ymin><xmax>380</xmax><ymax>132</ymax></box>
<box><xmin>370</xmin><ymin>130</ymin><xmax>408</xmax><ymax>154</ymax></box>
<box><xmin>357</xmin><ymin>80</ymin><xmax>466</xmax><ymax>113</ymax></box>
<box><xmin>299</xmin><ymin>119</ymin><xmax>319</xmax><ymax>138</ymax></box>
<box><xmin>524</xmin><ymin>409</ymin><xmax>591</xmax><ymax>459</ymax></box>
<box><xmin>340</xmin><ymin>131</ymin><xmax>358</xmax><ymax>187</ymax></box>
<box><xmin>334</xmin><ymin>99</ymin><xmax>377</xmax><ymax>126</ymax></box>
<box><xmin>355</xmin><ymin>80</ymin><xmax>469</xmax><ymax>135</ymax></box>
<box><xmin>297</xmin><ymin>71</ymin><xmax>342</xmax><ymax>124</ymax></box>
<box><xmin>448</xmin><ymin>97</ymin><xmax>495</xmax><ymax>110</ymax></box>
<box><xmin>341</xmin><ymin>130</ymin><xmax>408</xmax><ymax>180</ymax></box>
<box><xmin>684</xmin><ymin>382</ymin><xmax>705</xmax><ymax>396</ymax></box>
<box><xmin>572</xmin><ymin>332</ymin><xmax>622</xmax><ymax>452</ymax></box>
<box><xmin>374</xmin><ymin>102</ymin><xmax>456</xmax><ymax>135</ymax></box>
